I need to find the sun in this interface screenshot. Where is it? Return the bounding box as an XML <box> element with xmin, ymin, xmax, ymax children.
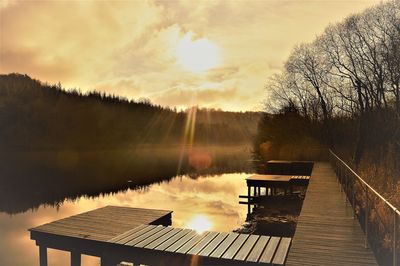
<box><xmin>176</xmin><ymin>32</ymin><xmax>219</xmax><ymax>73</ymax></box>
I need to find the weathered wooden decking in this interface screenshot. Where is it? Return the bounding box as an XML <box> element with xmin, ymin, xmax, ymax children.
<box><xmin>30</xmin><ymin>206</ymin><xmax>292</xmax><ymax>266</ymax></box>
<box><xmin>286</xmin><ymin>162</ymin><xmax>378</xmax><ymax>266</ymax></box>
<box><xmin>107</xmin><ymin>224</ymin><xmax>292</xmax><ymax>265</ymax></box>
<box><xmin>31</xmin><ymin>206</ymin><xmax>172</xmax><ymax>242</ymax></box>
<box><xmin>30</xmin><ymin>206</ymin><xmax>172</xmax><ymax>266</ymax></box>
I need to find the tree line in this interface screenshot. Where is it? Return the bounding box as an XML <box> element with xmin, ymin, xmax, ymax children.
<box><xmin>259</xmin><ymin>0</ymin><xmax>399</xmax><ymax>166</ymax></box>
<box><xmin>0</xmin><ymin>73</ymin><xmax>261</xmax><ymax>150</ymax></box>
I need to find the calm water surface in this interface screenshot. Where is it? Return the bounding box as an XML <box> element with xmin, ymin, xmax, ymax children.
<box><xmin>0</xmin><ymin>172</ymin><xmax>251</xmax><ymax>266</ymax></box>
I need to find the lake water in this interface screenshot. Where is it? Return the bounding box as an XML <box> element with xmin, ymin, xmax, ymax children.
<box><xmin>0</xmin><ymin>172</ymin><xmax>253</xmax><ymax>265</ymax></box>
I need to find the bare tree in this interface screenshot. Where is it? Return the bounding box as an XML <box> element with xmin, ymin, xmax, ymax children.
<box><xmin>285</xmin><ymin>43</ymin><xmax>331</xmax><ymax>122</ymax></box>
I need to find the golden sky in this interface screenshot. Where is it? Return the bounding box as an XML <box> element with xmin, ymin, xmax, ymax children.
<box><xmin>0</xmin><ymin>0</ymin><xmax>382</xmax><ymax>111</ymax></box>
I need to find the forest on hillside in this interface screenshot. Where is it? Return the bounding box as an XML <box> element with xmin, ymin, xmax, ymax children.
<box><xmin>0</xmin><ymin>73</ymin><xmax>261</xmax><ymax>150</ymax></box>
<box><xmin>255</xmin><ymin>2</ymin><xmax>399</xmax><ymax>264</ymax></box>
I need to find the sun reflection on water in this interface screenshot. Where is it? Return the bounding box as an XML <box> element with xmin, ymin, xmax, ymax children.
<box><xmin>185</xmin><ymin>214</ymin><xmax>213</xmax><ymax>234</ymax></box>
<box><xmin>0</xmin><ymin>173</ymin><xmax>249</xmax><ymax>265</ymax></box>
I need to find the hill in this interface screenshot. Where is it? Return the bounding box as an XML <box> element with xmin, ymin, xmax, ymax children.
<box><xmin>0</xmin><ymin>73</ymin><xmax>262</xmax><ymax>150</ymax></box>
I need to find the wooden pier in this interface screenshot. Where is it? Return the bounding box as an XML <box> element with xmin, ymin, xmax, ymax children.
<box><xmin>285</xmin><ymin>162</ymin><xmax>378</xmax><ymax>266</ymax></box>
<box><xmin>30</xmin><ymin>206</ymin><xmax>292</xmax><ymax>266</ymax></box>
<box><xmin>30</xmin><ymin>206</ymin><xmax>172</xmax><ymax>266</ymax></box>
<box><xmin>29</xmin><ymin>160</ymin><xmax>381</xmax><ymax>265</ymax></box>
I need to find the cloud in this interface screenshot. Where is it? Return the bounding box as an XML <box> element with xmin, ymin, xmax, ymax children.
<box><xmin>0</xmin><ymin>0</ymin><xmax>382</xmax><ymax>111</ymax></box>
<box><xmin>91</xmin><ymin>77</ymin><xmax>143</xmax><ymax>98</ymax></box>
<box><xmin>0</xmin><ymin>1</ymin><xmax>165</xmax><ymax>84</ymax></box>
<box><xmin>207</xmin><ymin>67</ymin><xmax>239</xmax><ymax>83</ymax></box>
<box><xmin>0</xmin><ymin>47</ymin><xmax>76</xmax><ymax>82</ymax></box>
<box><xmin>153</xmin><ymin>87</ymin><xmax>239</xmax><ymax>109</ymax></box>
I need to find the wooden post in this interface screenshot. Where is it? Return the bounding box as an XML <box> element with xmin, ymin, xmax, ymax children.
<box><xmin>393</xmin><ymin>213</ymin><xmax>397</xmax><ymax>266</ymax></box>
<box><xmin>247</xmin><ymin>185</ymin><xmax>251</xmax><ymax>215</ymax></box>
<box><xmin>365</xmin><ymin>186</ymin><xmax>369</xmax><ymax>248</ymax></box>
<box><xmin>39</xmin><ymin>246</ymin><xmax>48</xmax><ymax>266</ymax></box>
<box><xmin>71</xmin><ymin>251</ymin><xmax>81</xmax><ymax>266</ymax></box>
<box><xmin>352</xmin><ymin>182</ymin><xmax>356</xmax><ymax>219</ymax></box>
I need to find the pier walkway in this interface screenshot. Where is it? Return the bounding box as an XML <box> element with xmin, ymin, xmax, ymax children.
<box><xmin>30</xmin><ymin>206</ymin><xmax>292</xmax><ymax>266</ymax></box>
<box><xmin>286</xmin><ymin>162</ymin><xmax>378</xmax><ymax>266</ymax></box>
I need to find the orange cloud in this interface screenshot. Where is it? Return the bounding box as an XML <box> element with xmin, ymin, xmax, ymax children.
<box><xmin>0</xmin><ymin>0</ymin><xmax>382</xmax><ymax>110</ymax></box>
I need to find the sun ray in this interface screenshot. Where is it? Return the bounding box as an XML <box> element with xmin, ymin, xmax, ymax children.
<box><xmin>177</xmin><ymin>107</ymin><xmax>197</xmax><ymax>174</ymax></box>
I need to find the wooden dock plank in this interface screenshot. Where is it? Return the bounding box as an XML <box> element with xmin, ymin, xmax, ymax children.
<box><xmin>198</xmin><ymin>232</ymin><xmax>229</xmax><ymax>257</ymax></box>
<box><xmin>134</xmin><ymin>226</ymin><xmax>174</xmax><ymax>248</ymax></box>
<box><xmin>144</xmin><ymin>228</ymin><xmax>182</xmax><ymax>249</ymax></box>
<box><xmin>272</xmin><ymin>237</ymin><xmax>291</xmax><ymax>265</ymax></box>
<box><xmin>259</xmin><ymin>236</ymin><xmax>280</xmax><ymax>264</ymax></box>
<box><xmin>187</xmin><ymin>232</ymin><xmax>219</xmax><ymax>255</ymax></box>
<box><xmin>162</xmin><ymin>230</ymin><xmax>196</xmax><ymax>252</ymax></box>
<box><xmin>125</xmin><ymin>226</ymin><xmax>165</xmax><ymax>246</ymax></box>
<box><xmin>221</xmin><ymin>234</ymin><xmax>249</xmax><ymax>260</ymax></box>
<box><xmin>107</xmin><ymin>224</ymin><xmax>147</xmax><ymax>243</ymax></box>
<box><xmin>176</xmin><ymin>232</ymin><xmax>210</xmax><ymax>254</ymax></box>
<box><xmin>234</xmin><ymin>234</ymin><xmax>259</xmax><ymax>261</ymax></box>
<box><xmin>115</xmin><ymin>225</ymin><xmax>157</xmax><ymax>244</ymax></box>
<box><xmin>286</xmin><ymin>162</ymin><xmax>378</xmax><ymax>266</ymax></box>
<box><xmin>246</xmin><ymin>236</ymin><xmax>270</xmax><ymax>263</ymax></box>
<box><xmin>209</xmin><ymin>233</ymin><xmax>239</xmax><ymax>258</ymax></box>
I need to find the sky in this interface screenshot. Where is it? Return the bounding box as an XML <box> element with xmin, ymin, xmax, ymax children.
<box><xmin>0</xmin><ymin>0</ymin><xmax>383</xmax><ymax>111</ymax></box>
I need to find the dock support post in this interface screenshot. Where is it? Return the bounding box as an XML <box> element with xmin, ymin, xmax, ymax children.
<box><xmin>247</xmin><ymin>185</ymin><xmax>251</xmax><ymax>215</ymax></box>
<box><xmin>393</xmin><ymin>213</ymin><xmax>397</xmax><ymax>266</ymax></box>
<box><xmin>352</xmin><ymin>180</ymin><xmax>356</xmax><ymax>219</ymax></box>
<box><xmin>39</xmin><ymin>246</ymin><xmax>48</xmax><ymax>266</ymax></box>
<box><xmin>71</xmin><ymin>251</ymin><xmax>81</xmax><ymax>266</ymax></box>
<box><xmin>364</xmin><ymin>186</ymin><xmax>369</xmax><ymax>248</ymax></box>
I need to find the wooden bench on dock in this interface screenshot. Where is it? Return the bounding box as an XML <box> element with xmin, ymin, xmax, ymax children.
<box><xmin>30</xmin><ymin>206</ymin><xmax>292</xmax><ymax>266</ymax></box>
<box><xmin>246</xmin><ymin>175</ymin><xmax>310</xmax><ymax>188</ymax></box>
<box><xmin>240</xmin><ymin>174</ymin><xmax>310</xmax><ymax>214</ymax></box>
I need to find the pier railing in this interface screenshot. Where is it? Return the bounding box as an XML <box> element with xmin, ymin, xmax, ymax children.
<box><xmin>329</xmin><ymin>149</ymin><xmax>399</xmax><ymax>266</ymax></box>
